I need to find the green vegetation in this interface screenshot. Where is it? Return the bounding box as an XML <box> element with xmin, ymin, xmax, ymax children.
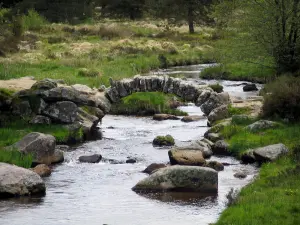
<box><xmin>110</xmin><ymin>92</ymin><xmax>188</xmax><ymax>116</ymax></box>
<box><xmin>153</xmin><ymin>135</ymin><xmax>175</xmax><ymax>146</ymax></box>
<box><xmin>0</xmin><ymin>149</ymin><xmax>33</xmax><ymax>168</ymax></box>
<box><xmin>228</xmin><ymin>105</ymin><xmax>251</xmax><ymax>117</ymax></box>
<box><xmin>208</xmin><ymin>83</ymin><xmax>223</xmax><ymax>93</ymax></box>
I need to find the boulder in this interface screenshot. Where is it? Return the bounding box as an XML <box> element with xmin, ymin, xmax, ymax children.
<box><xmin>31</xmin><ymin>79</ymin><xmax>57</xmax><ymax>90</ymax></box>
<box><xmin>207</xmin><ymin>133</ymin><xmax>222</xmax><ymax>142</ymax></box>
<box><xmin>32</xmin><ymin>164</ymin><xmax>51</xmax><ymax>177</ymax></box>
<box><xmin>152</xmin><ymin>135</ymin><xmax>175</xmax><ymax>147</ymax></box>
<box><xmin>212</xmin><ymin>140</ymin><xmax>230</xmax><ymax>155</ymax></box>
<box><xmin>243</xmin><ymin>83</ymin><xmax>258</xmax><ymax>92</ymax></box>
<box><xmin>42</xmin><ymin>101</ymin><xmax>78</xmax><ymax>124</ymax></box>
<box><xmin>126</xmin><ymin>158</ymin><xmax>137</xmax><ymax>164</ymax></box>
<box><xmin>201</xmin><ymin>92</ymin><xmax>230</xmax><ymax>115</ymax></box>
<box><xmin>29</xmin><ymin>115</ymin><xmax>51</xmax><ymax>125</ymax></box>
<box><xmin>132</xmin><ymin>165</ymin><xmax>218</xmax><ymax>193</ymax></box>
<box><xmin>245</xmin><ymin>120</ymin><xmax>279</xmax><ymax>132</ymax></box>
<box><xmin>143</xmin><ymin>163</ymin><xmax>167</xmax><ymax>174</ymax></box>
<box><xmin>153</xmin><ymin>114</ymin><xmax>180</xmax><ymax>121</ymax></box>
<box><xmin>234</xmin><ymin>172</ymin><xmax>247</xmax><ymax>179</ymax></box>
<box><xmin>183</xmin><ymin>141</ymin><xmax>213</xmax><ymax>158</ymax></box>
<box><xmin>79</xmin><ymin>154</ymin><xmax>102</xmax><ymax>163</ymax></box>
<box><xmin>11</xmin><ymin>100</ymin><xmax>32</xmax><ymax>117</ymax></box>
<box><xmin>0</xmin><ymin>163</ymin><xmax>46</xmax><ymax>198</ymax></box>
<box><xmin>29</xmin><ymin>97</ymin><xmax>47</xmax><ymax>114</ymax></box>
<box><xmin>12</xmin><ymin>132</ymin><xmax>56</xmax><ymax>165</ymax></box>
<box><xmin>205</xmin><ymin>161</ymin><xmax>224</xmax><ymax>171</ymax></box>
<box><xmin>241</xmin><ymin>150</ymin><xmax>256</xmax><ymax>164</ymax></box>
<box><xmin>51</xmin><ymin>150</ymin><xmax>64</xmax><ymax>164</ymax></box>
<box><xmin>208</xmin><ymin>105</ymin><xmax>229</xmax><ymax>123</ymax></box>
<box><xmin>168</xmin><ymin>149</ymin><xmax>206</xmax><ymax>166</ymax></box>
<box><xmin>253</xmin><ymin>143</ymin><xmax>288</xmax><ymax>163</ymax></box>
<box><xmin>71</xmin><ymin>84</ymin><xmax>94</xmax><ymax>95</ymax></box>
<box><xmin>196</xmin><ymin>89</ymin><xmax>212</xmax><ymax>106</ymax></box>
<box><xmin>181</xmin><ymin>115</ymin><xmax>205</xmax><ymax>123</ymax></box>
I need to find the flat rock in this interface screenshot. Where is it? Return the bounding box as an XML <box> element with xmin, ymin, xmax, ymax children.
<box><xmin>0</xmin><ymin>163</ymin><xmax>46</xmax><ymax>198</ymax></box>
<box><xmin>132</xmin><ymin>165</ymin><xmax>218</xmax><ymax>193</ymax></box>
<box><xmin>168</xmin><ymin>149</ymin><xmax>206</xmax><ymax>166</ymax></box>
<box><xmin>181</xmin><ymin>115</ymin><xmax>205</xmax><ymax>122</ymax></box>
<box><xmin>79</xmin><ymin>154</ymin><xmax>102</xmax><ymax>163</ymax></box>
<box><xmin>253</xmin><ymin>143</ymin><xmax>288</xmax><ymax>163</ymax></box>
<box><xmin>153</xmin><ymin>114</ymin><xmax>180</xmax><ymax>121</ymax></box>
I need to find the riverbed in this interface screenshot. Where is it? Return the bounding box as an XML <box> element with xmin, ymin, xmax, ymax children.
<box><xmin>0</xmin><ymin>65</ymin><xmax>260</xmax><ymax>225</ymax></box>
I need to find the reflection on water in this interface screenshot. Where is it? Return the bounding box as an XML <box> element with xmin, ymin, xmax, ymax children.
<box><xmin>0</xmin><ymin>65</ymin><xmax>259</xmax><ymax>225</ymax></box>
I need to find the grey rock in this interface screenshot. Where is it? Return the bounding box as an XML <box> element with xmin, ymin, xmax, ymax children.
<box><xmin>12</xmin><ymin>100</ymin><xmax>32</xmax><ymax>117</ymax></box>
<box><xmin>212</xmin><ymin>140</ymin><xmax>230</xmax><ymax>155</ymax></box>
<box><xmin>234</xmin><ymin>172</ymin><xmax>247</xmax><ymax>179</ymax></box>
<box><xmin>153</xmin><ymin>114</ymin><xmax>180</xmax><ymax>121</ymax></box>
<box><xmin>241</xmin><ymin>150</ymin><xmax>256</xmax><ymax>164</ymax></box>
<box><xmin>196</xmin><ymin>89</ymin><xmax>211</xmax><ymax>106</ymax></box>
<box><xmin>43</xmin><ymin>101</ymin><xmax>78</xmax><ymax>124</ymax></box>
<box><xmin>168</xmin><ymin>149</ymin><xmax>206</xmax><ymax>166</ymax></box>
<box><xmin>208</xmin><ymin>104</ymin><xmax>229</xmax><ymax>123</ymax></box>
<box><xmin>126</xmin><ymin>158</ymin><xmax>137</xmax><ymax>164</ymax></box>
<box><xmin>205</xmin><ymin>161</ymin><xmax>224</xmax><ymax>171</ymax></box>
<box><xmin>245</xmin><ymin>120</ymin><xmax>278</xmax><ymax>132</ymax></box>
<box><xmin>0</xmin><ymin>163</ymin><xmax>46</xmax><ymax>198</ymax></box>
<box><xmin>30</xmin><ymin>115</ymin><xmax>51</xmax><ymax>125</ymax></box>
<box><xmin>29</xmin><ymin>97</ymin><xmax>47</xmax><ymax>114</ymax></box>
<box><xmin>71</xmin><ymin>84</ymin><xmax>94</xmax><ymax>94</ymax></box>
<box><xmin>51</xmin><ymin>150</ymin><xmax>64</xmax><ymax>164</ymax></box>
<box><xmin>201</xmin><ymin>92</ymin><xmax>230</xmax><ymax>115</ymax></box>
<box><xmin>12</xmin><ymin>132</ymin><xmax>56</xmax><ymax>165</ymax></box>
<box><xmin>79</xmin><ymin>154</ymin><xmax>102</xmax><ymax>163</ymax></box>
<box><xmin>207</xmin><ymin>133</ymin><xmax>222</xmax><ymax>142</ymax></box>
<box><xmin>132</xmin><ymin>165</ymin><xmax>218</xmax><ymax>193</ymax></box>
<box><xmin>143</xmin><ymin>163</ymin><xmax>167</xmax><ymax>174</ymax></box>
<box><xmin>253</xmin><ymin>143</ymin><xmax>289</xmax><ymax>163</ymax></box>
<box><xmin>181</xmin><ymin>115</ymin><xmax>205</xmax><ymax>123</ymax></box>
<box><xmin>243</xmin><ymin>83</ymin><xmax>258</xmax><ymax>92</ymax></box>
<box><xmin>31</xmin><ymin>79</ymin><xmax>57</xmax><ymax>90</ymax></box>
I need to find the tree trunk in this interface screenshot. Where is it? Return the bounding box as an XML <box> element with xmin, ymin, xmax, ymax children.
<box><xmin>188</xmin><ymin>6</ymin><xmax>195</xmax><ymax>34</ymax></box>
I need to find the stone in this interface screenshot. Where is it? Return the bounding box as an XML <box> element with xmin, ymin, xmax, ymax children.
<box><xmin>195</xmin><ymin>89</ymin><xmax>212</xmax><ymax>106</ymax></box>
<box><xmin>168</xmin><ymin>149</ymin><xmax>206</xmax><ymax>166</ymax></box>
<box><xmin>32</xmin><ymin>164</ymin><xmax>51</xmax><ymax>177</ymax></box>
<box><xmin>152</xmin><ymin>135</ymin><xmax>175</xmax><ymax>147</ymax></box>
<box><xmin>132</xmin><ymin>165</ymin><xmax>218</xmax><ymax>193</ymax></box>
<box><xmin>153</xmin><ymin>114</ymin><xmax>180</xmax><ymax>121</ymax></box>
<box><xmin>105</xmin><ymin>87</ymin><xmax>120</xmax><ymax>103</ymax></box>
<box><xmin>11</xmin><ymin>132</ymin><xmax>56</xmax><ymax>165</ymax></box>
<box><xmin>205</xmin><ymin>161</ymin><xmax>224</xmax><ymax>171</ymax></box>
<box><xmin>243</xmin><ymin>83</ymin><xmax>258</xmax><ymax>92</ymax></box>
<box><xmin>253</xmin><ymin>143</ymin><xmax>289</xmax><ymax>163</ymax></box>
<box><xmin>71</xmin><ymin>84</ymin><xmax>94</xmax><ymax>94</ymax></box>
<box><xmin>208</xmin><ymin>104</ymin><xmax>229</xmax><ymax>123</ymax></box>
<box><xmin>29</xmin><ymin>97</ymin><xmax>47</xmax><ymax>114</ymax></box>
<box><xmin>79</xmin><ymin>154</ymin><xmax>102</xmax><ymax>163</ymax></box>
<box><xmin>93</xmin><ymin>92</ymin><xmax>111</xmax><ymax>113</ymax></box>
<box><xmin>207</xmin><ymin>133</ymin><xmax>222</xmax><ymax>142</ymax></box>
<box><xmin>31</xmin><ymin>79</ymin><xmax>57</xmax><ymax>90</ymax></box>
<box><xmin>234</xmin><ymin>172</ymin><xmax>247</xmax><ymax>179</ymax></box>
<box><xmin>126</xmin><ymin>158</ymin><xmax>137</xmax><ymax>164</ymax></box>
<box><xmin>11</xmin><ymin>100</ymin><xmax>32</xmax><ymax>117</ymax></box>
<box><xmin>201</xmin><ymin>92</ymin><xmax>230</xmax><ymax>115</ymax></box>
<box><xmin>0</xmin><ymin>163</ymin><xmax>46</xmax><ymax>198</ymax></box>
<box><xmin>29</xmin><ymin>115</ymin><xmax>51</xmax><ymax>125</ymax></box>
<box><xmin>143</xmin><ymin>163</ymin><xmax>167</xmax><ymax>174</ymax></box>
<box><xmin>51</xmin><ymin>150</ymin><xmax>64</xmax><ymax>164</ymax></box>
<box><xmin>183</xmin><ymin>141</ymin><xmax>213</xmax><ymax>158</ymax></box>
<box><xmin>245</xmin><ymin>120</ymin><xmax>278</xmax><ymax>132</ymax></box>
<box><xmin>42</xmin><ymin>101</ymin><xmax>78</xmax><ymax>124</ymax></box>
<box><xmin>212</xmin><ymin>140</ymin><xmax>230</xmax><ymax>155</ymax></box>
<box><xmin>181</xmin><ymin>115</ymin><xmax>205</xmax><ymax>123</ymax></box>
<box><xmin>241</xmin><ymin>150</ymin><xmax>256</xmax><ymax>164</ymax></box>
<box><xmin>102</xmin><ymin>158</ymin><xmax>125</xmax><ymax>164</ymax></box>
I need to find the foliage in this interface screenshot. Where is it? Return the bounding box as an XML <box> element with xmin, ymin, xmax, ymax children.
<box><xmin>228</xmin><ymin>105</ymin><xmax>251</xmax><ymax>116</ymax></box>
<box><xmin>110</xmin><ymin>92</ymin><xmax>188</xmax><ymax>116</ymax></box>
<box><xmin>22</xmin><ymin>9</ymin><xmax>47</xmax><ymax>31</ymax></box>
<box><xmin>208</xmin><ymin>83</ymin><xmax>223</xmax><ymax>93</ymax></box>
<box><xmin>0</xmin><ymin>149</ymin><xmax>33</xmax><ymax>168</ymax></box>
<box><xmin>262</xmin><ymin>76</ymin><xmax>300</xmax><ymax>121</ymax></box>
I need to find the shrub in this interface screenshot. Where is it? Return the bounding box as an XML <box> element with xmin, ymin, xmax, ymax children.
<box><xmin>23</xmin><ymin>9</ymin><xmax>47</xmax><ymax>31</ymax></box>
<box><xmin>209</xmin><ymin>83</ymin><xmax>223</xmax><ymax>93</ymax></box>
<box><xmin>262</xmin><ymin>76</ymin><xmax>300</xmax><ymax>121</ymax></box>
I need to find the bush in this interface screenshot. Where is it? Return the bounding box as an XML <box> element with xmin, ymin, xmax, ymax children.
<box><xmin>209</xmin><ymin>83</ymin><xmax>223</xmax><ymax>93</ymax></box>
<box><xmin>262</xmin><ymin>76</ymin><xmax>300</xmax><ymax>121</ymax></box>
<box><xmin>22</xmin><ymin>10</ymin><xmax>47</xmax><ymax>31</ymax></box>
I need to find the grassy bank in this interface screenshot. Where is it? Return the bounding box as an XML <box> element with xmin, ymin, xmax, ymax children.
<box><xmin>200</xmin><ymin>64</ymin><xmax>275</xmax><ymax>83</ymax></box>
<box><xmin>110</xmin><ymin>92</ymin><xmax>188</xmax><ymax>116</ymax></box>
<box><xmin>0</xmin><ymin>149</ymin><xmax>33</xmax><ymax>168</ymax></box>
<box><xmin>0</xmin><ymin>21</ymin><xmax>216</xmax><ymax>87</ymax></box>
<box><xmin>215</xmin><ymin>119</ymin><xmax>300</xmax><ymax>224</ymax></box>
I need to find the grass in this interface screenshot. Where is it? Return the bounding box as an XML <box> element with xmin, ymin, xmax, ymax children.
<box><xmin>110</xmin><ymin>92</ymin><xmax>188</xmax><ymax>116</ymax></box>
<box><xmin>0</xmin><ymin>118</ymin><xmax>80</xmax><ymax>147</ymax></box>
<box><xmin>208</xmin><ymin>83</ymin><xmax>223</xmax><ymax>93</ymax></box>
<box><xmin>228</xmin><ymin>105</ymin><xmax>251</xmax><ymax>117</ymax></box>
<box><xmin>200</xmin><ymin>63</ymin><xmax>275</xmax><ymax>83</ymax></box>
<box><xmin>0</xmin><ymin>149</ymin><xmax>33</xmax><ymax>168</ymax></box>
<box><xmin>215</xmin><ymin>120</ymin><xmax>300</xmax><ymax>224</ymax></box>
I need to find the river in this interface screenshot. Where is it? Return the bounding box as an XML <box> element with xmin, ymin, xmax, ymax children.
<box><xmin>0</xmin><ymin>64</ymin><xmax>261</xmax><ymax>225</ymax></box>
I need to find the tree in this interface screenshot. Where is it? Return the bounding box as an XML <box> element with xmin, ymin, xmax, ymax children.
<box><xmin>146</xmin><ymin>0</ymin><xmax>212</xmax><ymax>33</ymax></box>
<box><xmin>213</xmin><ymin>0</ymin><xmax>300</xmax><ymax>74</ymax></box>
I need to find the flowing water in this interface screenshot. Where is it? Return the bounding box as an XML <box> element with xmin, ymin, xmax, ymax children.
<box><xmin>0</xmin><ymin>65</ymin><xmax>261</xmax><ymax>225</ymax></box>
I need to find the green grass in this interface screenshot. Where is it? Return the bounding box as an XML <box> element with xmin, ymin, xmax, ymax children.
<box><xmin>0</xmin><ymin>149</ymin><xmax>33</xmax><ymax>168</ymax></box>
<box><xmin>215</xmin><ymin>121</ymin><xmax>300</xmax><ymax>225</ymax></box>
<box><xmin>228</xmin><ymin>105</ymin><xmax>251</xmax><ymax>117</ymax></box>
<box><xmin>0</xmin><ymin>118</ymin><xmax>77</xmax><ymax>147</ymax></box>
<box><xmin>110</xmin><ymin>92</ymin><xmax>188</xmax><ymax>116</ymax></box>
<box><xmin>200</xmin><ymin>63</ymin><xmax>275</xmax><ymax>83</ymax></box>
<box><xmin>208</xmin><ymin>83</ymin><xmax>223</xmax><ymax>93</ymax></box>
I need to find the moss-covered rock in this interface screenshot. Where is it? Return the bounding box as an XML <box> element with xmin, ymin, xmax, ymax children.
<box><xmin>152</xmin><ymin>135</ymin><xmax>175</xmax><ymax>147</ymax></box>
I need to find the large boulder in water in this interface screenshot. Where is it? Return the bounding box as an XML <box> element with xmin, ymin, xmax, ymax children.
<box><xmin>42</xmin><ymin>101</ymin><xmax>78</xmax><ymax>124</ymax></box>
<box><xmin>201</xmin><ymin>92</ymin><xmax>230</xmax><ymax>115</ymax></box>
<box><xmin>11</xmin><ymin>132</ymin><xmax>56</xmax><ymax>165</ymax></box>
<box><xmin>79</xmin><ymin>154</ymin><xmax>102</xmax><ymax>163</ymax></box>
<box><xmin>243</xmin><ymin>83</ymin><xmax>258</xmax><ymax>92</ymax></box>
<box><xmin>168</xmin><ymin>149</ymin><xmax>206</xmax><ymax>166</ymax></box>
<box><xmin>253</xmin><ymin>143</ymin><xmax>288</xmax><ymax>163</ymax></box>
<box><xmin>132</xmin><ymin>165</ymin><xmax>218</xmax><ymax>193</ymax></box>
<box><xmin>0</xmin><ymin>163</ymin><xmax>46</xmax><ymax>198</ymax></box>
